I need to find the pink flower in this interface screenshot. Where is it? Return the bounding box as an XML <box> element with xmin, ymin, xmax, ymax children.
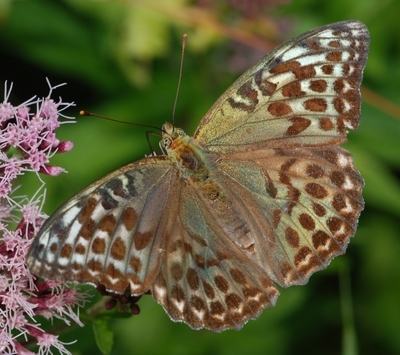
<box><xmin>0</xmin><ymin>80</ymin><xmax>88</xmax><ymax>354</ymax></box>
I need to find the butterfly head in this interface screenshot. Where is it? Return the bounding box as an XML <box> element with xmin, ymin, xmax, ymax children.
<box><xmin>161</xmin><ymin>122</ymin><xmax>186</xmax><ymax>151</ymax></box>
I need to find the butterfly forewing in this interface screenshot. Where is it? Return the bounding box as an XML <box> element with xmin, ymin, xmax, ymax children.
<box><xmin>28</xmin><ymin>158</ymin><xmax>178</xmax><ymax>294</ymax></box>
<box><xmin>27</xmin><ymin>20</ymin><xmax>369</xmax><ymax>331</ymax></box>
<box><xmin>194</xmin><ymin>21</ymin><xmax>369</xmax><ymax>152</ymax></box>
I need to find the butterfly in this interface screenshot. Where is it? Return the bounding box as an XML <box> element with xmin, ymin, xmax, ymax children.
<box><xmin>27</xmin><ymin>20</ymin><xmax>369</xmax><ymax>331</ymax></box>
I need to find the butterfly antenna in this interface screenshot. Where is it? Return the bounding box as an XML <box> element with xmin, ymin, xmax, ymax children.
<box><xmin>79</xmin><ymin>110</ymin><xmax>162</xmax><ymax>132</ymax></box>
<box><xmin>172</xmin><ymin>34</ymin><xmax>187</xmax><ymax>126</ymax></box>
<box><xmin>79</xmin><ymin>110</ymin><xmax>163</xmax><ymax>156</ymax></box>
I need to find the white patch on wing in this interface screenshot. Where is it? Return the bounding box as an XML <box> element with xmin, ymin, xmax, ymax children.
<box><xmin>173</xmin><ymin>299</ymin><xmax>185</xmax><ymax>313</ymax></box>
<box><xmin>154</xmin><ymin>285</ymin><xmax>166</xmax><ymax>299</ymax></box>
<box><xmin>281</xmin><ymin>46</ymin><xmax>310</xmax><ymax>62</ymax></box>
<box><xmin>192</xmin><ymin>309</ymin><xmax>205</xmax><ymax>321</ymax></box>
<box><xmin>66</xmin><ymin>221</ymin><xmax>83</xmax><ymax>245</ymax></box>
<box><xmin>62</xmin><ymin>205</ymin><xmax>81</xmax><ymax>226</ymax></box>
<box><xmin>342</xmin><ymin>176</ymin><xmax>355</xmax><ymax>190</ymax></box>
<box><xmin>338</xmin><ymin>153</ymin><xmax>352</xmax><ymax>168</ymax></box>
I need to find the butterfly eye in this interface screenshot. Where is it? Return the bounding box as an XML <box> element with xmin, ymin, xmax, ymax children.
<box><xmin>163</xmin><ymin>137</ymin><xmax>172</xmax><ymax>149</ymax></box>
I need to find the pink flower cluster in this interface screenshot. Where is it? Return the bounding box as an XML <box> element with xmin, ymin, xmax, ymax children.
<box><xmin>0</xmin><ymin>80</ymin><xmax>88</xmax><ymax>354</ymax></box>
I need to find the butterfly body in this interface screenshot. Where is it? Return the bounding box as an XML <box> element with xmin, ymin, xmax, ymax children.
<box><xmin>27</xmin><ymin>21</ymin><xmax>369</xmax><ymax>331</ymax></box>
<box><xmin>164</xmin><ymin>124</ymin><xmax>212</xmax><ymax>182</ymax></box>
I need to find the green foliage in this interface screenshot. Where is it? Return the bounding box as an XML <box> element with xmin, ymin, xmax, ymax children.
<box><xmin>1</xmin><ymin>0</ymin><xmax>399</xmax><ymax>354</ymax></box>
<box><xmin>93</xmin><ymin>317</ymin><xmax>114</xmax><ymax>355</ymax></box>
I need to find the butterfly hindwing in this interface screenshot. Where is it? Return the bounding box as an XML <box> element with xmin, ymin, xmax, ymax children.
<box><xmin>152</xmin><ymin>181</ymin><xmax>279</xmax><ymax>331</ymax></box>
<box><xmin>214</xmin><ymin>145</ymin><xmax>364</xmax><ymax>287</ymax></box>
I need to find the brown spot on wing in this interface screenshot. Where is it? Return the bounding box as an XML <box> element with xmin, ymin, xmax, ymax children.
<box><xmin>282</xmin><ymin>82</ymin><xmax>305</xmax><ymax>97</ymax></box>
<box><xmin>122</xmin><ymin>207</ymin><xmax>137</xmax><ymax>231</ymax></box>
<box><xmin>342</xmin><ymin>63</ymin><xmax>351</xmax><ymax>75</ymax></box>
<box><xmin>309</xmin><ymin>79</ymin><xmax>327</xmax><ymax>93</ymax></box>
<box><xmin>79</xmin><ymin>198</ymin><xmax>97</xmax><ymax>224</ymax></box>
<box><xmin>332</xmin><ymin>193</ymin><xmax>346</xmax><ymax>212</ymax></box>
<box><xmin>329</xmin><ymin>40</ymin><xmax>340</xmax><ymax>48</ymax></box>
<box><xmin>330</xmin><ymin>171</ymin><xmax>346</xmax><ymax>187</ymax></box>
<box><xmin>286</xmin><ymin>116</ymin><xmax>311</xmax><ymax>135</ymax></box>
<box><xmin>202</xmin><ymin>280</ymin><xmax>215</xmax><ymax>299</ymax></box>
<box><xmin>210</xmin><ymin>301</ymin><xmax>224</xmax><ymax>315</ymax></box>
<box><xmin>79</xmin><ymin>218</ymin><xmax>95</xmax><ymax>240</ymax></box>
<box><xmin>285</xmin><ymin>227</ymin><xmax>300</xmax><ymax>248</ymax></box>
<box><xmin>280</xmin><ymin>261</ymin><xmax>297</xmax><ymax>284</ymax></box>
<box><xmin>304</xmin><ymin>98</ymin><xmax>327</xmax><ymax>112</ymax></box>
<box><xmin>312</xmin><ymin>202</ymin><xmax>326</xmax><ymax>217</ymax></box>
<box><xmin>279</xmin><ymin>172</ymin><xmax>290</xmax><ymax>185</ymax></box>
<box><xmin>171</xmin><ymin>263</ymin><xmax>183</xmax><ymax>281</ymax></box>
<box><xmin>230</xmin><ymin>268</ymin><xmax>246</xmax><ymax>284</ymax></box>
<box><xmin>271</xmin><ymin>60</ymin><xmax>300</xmax><ymax>74</ymax></box>
<box><xmin>92</xmin><ymin>237</ymin><xmax>106</xmax><ymax>254</ymax></box>
<box><xmin>110</xmin><ymin>237</ymin><xmax>126</xmax><ymax>260</ymax></box>
<box><xmin>98</xmin><ymin>215</ymin><xmax>116</xmax><ymax>235</ymax></box>
<box><xmin>130</xmin><ymin>257</ymin><xmax>142</xmax><ymax>272</ymax></box>
<box><xmin>327</xmin><ymin>51</ymin><xmax>343</xmax><ymax>61</ymax></box>
<box><xmin>265</xmin><ymin>175</ymin><xmax>277</xmax><ymax>198</ymax></box>
<box><xmin>319</xmin><ymin>118</ymin><xmax>334</xmax><ymax>131</ymax></box>
<box><xmin>190</xmin><ymin>295</ymin><xmax>206</xmax><ymax>312</ymax></box>
<box><xmin>268</xmin><ymin>102</ymin><xmax>292</xmax><ymax>117</ymax></box>
<box><xmin>134</xmin><ymin>231</ymin><xmax>153</xmax><ymax>250</ymax></box>
<box><xmin>295</xmin><ymin>65</ymin><xmax>316</xmax><ymax>79</ymax></box>
<box><xmin>305</xmin><ymin>183</ymin><xmax>328</xmax><ymax>199</ymax></box>
<box><xmin>315</xmin><ymin>149</ymin><xmax>338</xmax><ymax>164</ymax></box>
<box><xmin>306</xmin><ymin>164</ymin><xmax>324</xmax><ymax>178</ymax></box>
<box><xmin>322</xmin><ymin>64</ymin><xmax>333</xmax><ymax>74</ymax></box>
<box><xmin>216</xmin><ymin>250</ymin><xmax>230</xmax><ymax>261</ymax></box>
<box><xmin>171</xmin><ymin>285</ymin><xmax>185</xmax><ymax>301</ymax></box>
<box><xmin>214</xmin><ymin>275</ymin><xmax>229</xmax><ymax>293</ymax></box>
<box><xmin>299</xmin><ymin>213</ymin><xmax>316</xmax><ymax>231</ymax></box>
<box><xmin>225</xmin><ymin>293</ymin><xmax>242</xmax><ymax>309</ymax></box>
<box><xmin>88</xmin><ymin>259</ymin><xmax>102</xmax><ymax>272</ymax></box>
<box><xmin>187</xmin><ymin>268</ymin><xmax>200</xmax><ymax>290</ymax></box>
<box><xmin>195</xmin><ymin>254</ymin><xmax>205</xmax><ymax>269</ymax></box>
<box><xmin>75</xmin><ymin>244</ymin><xmax>86</xmax><ymax>255</ymax></box>
<box><xmin>327</xmin><ymin>217</ymin><xmax>343</xmax><ymax>233</ymax></box>
<box><xmin>60</xmin><ymin>244</ymin><xmax>72</xmax><ymax>258</ymax></box>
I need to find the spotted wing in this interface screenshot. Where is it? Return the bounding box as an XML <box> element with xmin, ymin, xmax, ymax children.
<box><xmin>151</xmin><ymin>179</ymin><xmax>279</xmax><ymax>331</ymax></box>
<box><xmin>27</xmin><ymin>157</ymin><xmax>179</xmax><ymax>295</ymax></box>
<box><xmin>213</xmin><ymin>146</ymin><xmax>364</xmax><ymax>287</ymax></box>
<box><xmin>194</xmin><ymin>21</ymin><xmax>369</xmax><ymax>153</ymax></box>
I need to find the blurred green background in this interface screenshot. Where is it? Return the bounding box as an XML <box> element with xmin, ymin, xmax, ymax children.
<box><xmin>1</xmin><ymin>0</ymin><xmax>399</xmax><ymax>354</ymax></box>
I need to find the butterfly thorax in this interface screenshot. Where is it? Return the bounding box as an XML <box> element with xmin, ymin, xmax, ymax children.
<box><xmin>161</xmin><ymin>122</ymin><xmax>223</xmax><ymax>201</ymax></box>
<box><xmin>162</xmin><ymin>122</ymin><xmax>209</xmax><ymax>180</ymax></box>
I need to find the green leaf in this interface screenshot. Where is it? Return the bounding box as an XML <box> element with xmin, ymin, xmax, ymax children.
<box><xmin>92</xmin><ymin>318</ymin><xmax>114</xmax><ymax>355</ymax></box>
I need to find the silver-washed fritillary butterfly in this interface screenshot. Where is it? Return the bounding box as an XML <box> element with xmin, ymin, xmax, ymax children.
<box><xmin>27</xmin><ymin>21</ymin><xmax>369</xmax><ymax>331</ymax></box>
